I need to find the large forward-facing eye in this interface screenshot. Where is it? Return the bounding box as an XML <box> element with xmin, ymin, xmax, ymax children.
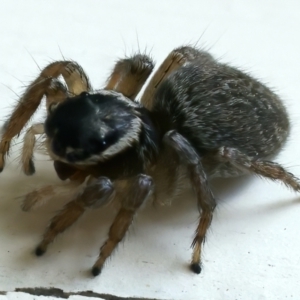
<box><xmin>87</xmin><ymin>130</ymin><xmax>120</xmax><ymax>154</ymax></box>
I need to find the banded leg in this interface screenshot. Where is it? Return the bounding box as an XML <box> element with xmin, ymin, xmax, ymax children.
<box><xmin>216</xmin><ymin>146</ymin><xmax>300</xmax><ymax>191</ymax></box>
<box><xmin>35</xmin><ymin>177</ymin><xmax>114</xmax><ymax>256</ymax></box>
<box><xmin>105</xmin><ymin>54</ymin><xmax>154</xmax><ymax>100</ymax></box>
<box><xmin>0</xmin><ymin>61</ymin><xmax>91</xmax><ymax>172</ymax></box>
<box><xmin>92</xmin><ymin>174</ymin><xmax>153</xmax><ymax>276</ymax></box>
<box><xmin>164</xmin><ymin>130</ymin><xmax>216</xmax><ymax>274</ymax></box>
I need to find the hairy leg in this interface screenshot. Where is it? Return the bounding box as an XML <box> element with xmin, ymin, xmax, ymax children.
<box><xmin>0</xmin><ymin>61</ymin><xmax>91</xmax><ymax>172</ymax></box>
<box><xmin>21</xmin><ymin>79</ymin><xmax>72</xmax><ymax>174</ymax></box>
<box><xmin>21</xmin><ymin>123</ymin><xmax>44</xmax><ymax>175</ymax></box>
<box><xmin>163</xmin><ymin>130</ymin><xmax>216</xmax><ymax>274</ymax></box>
<box><xmin>140</xmin><ymin>46</ymin><xmax>205</xmax><ymax>110</ymax></box>
<box><xmin>21</xmin><ymin>180</ymin><xmax>85</xmax><ymax>212</ymax></box>
<box><xmin>35</xmin><ymin>177</ymin><xmax>114</xmax><ymax>255</ymax></box>
<box><xmin>92</xmin><ymin>174</ymin><xmax>153</xmax><ymax>276</ymax></box>
<box><xmin>216</xmin><ymin>146</ymin><xmax>300</xmax><ymax>191</ymax></box>
<box><xmin>105</xmin><ymin>53</ymin><xmax>154</xmax><ymax>100</ymax></box>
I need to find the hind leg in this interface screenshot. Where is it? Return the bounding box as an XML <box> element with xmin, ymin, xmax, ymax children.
<box><xmin>216</xmin><ymin>146</ymin><xmax>300</xmax><ymax>191</ymax></box>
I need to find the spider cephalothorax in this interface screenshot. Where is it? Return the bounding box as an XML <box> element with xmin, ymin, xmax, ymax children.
<box><xmin>1</xmin><ymin>45</ymin><xmax>299</xmax><ymax>276</ymax></box>
<box><xmin>46</xmin><ymin>90</ymin><xmax>159</xmax><ymax>180</ymax></box>
<box><xmin>46</xmin><ymin>91</ymin><xmax>145</xmax><ymax>164</ymax></box>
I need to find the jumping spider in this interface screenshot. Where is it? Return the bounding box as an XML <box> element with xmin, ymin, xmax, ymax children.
<box><xmin>1</xmin><ymin>45</ymin><xmax>299</xmax><ymax>276</ymax></box>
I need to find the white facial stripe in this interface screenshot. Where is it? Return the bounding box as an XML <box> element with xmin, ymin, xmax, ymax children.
<box><xmin>45</xmin><ymin>89</ymin><xmax>142</xmax><ymax>164</ymax></box>
<box><xmin>99</xmin><ymin>117</ymin><xmax>142</xmax><ymax>160</ymax></box>
<box><xmin>45</xmin><ymin>117</ymin><xmax>142</xmax><ymax>165</ymax></box>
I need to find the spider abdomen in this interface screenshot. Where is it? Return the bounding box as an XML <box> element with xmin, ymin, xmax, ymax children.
<box><xmin>153</xmin><ymin>57</ymin><xmax>290</xmax><ymax>159</ymax></box>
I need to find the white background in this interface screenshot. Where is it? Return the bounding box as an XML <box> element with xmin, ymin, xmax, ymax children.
<box><xmin>0</xmin><ymin>1</ymin><xmax>300</xmax><ymax>299</ymax></box>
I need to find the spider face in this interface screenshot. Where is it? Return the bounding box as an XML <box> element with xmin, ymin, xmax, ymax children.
<box><xmin>45</xmin><ymin>91</ymin><xmax>142</xmax><ymax>165</ymax></box>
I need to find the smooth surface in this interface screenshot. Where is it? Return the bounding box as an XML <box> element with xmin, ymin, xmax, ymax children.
<box><xmin>0</xmin><ymin>1</ymin><xmax>300</xmax><ymax>299</ymax></box>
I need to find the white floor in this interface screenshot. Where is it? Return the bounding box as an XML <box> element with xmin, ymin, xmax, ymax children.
<box><xmin>0</xmin><ymin>1</ymin><xmax>300</xmax><ymax>299</ymax></box>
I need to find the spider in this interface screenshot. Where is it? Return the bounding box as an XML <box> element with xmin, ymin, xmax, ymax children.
<box><xmin>1</xmin><ymin>45</ymin><xmax>299</xmax><ymax>277</ymax></box>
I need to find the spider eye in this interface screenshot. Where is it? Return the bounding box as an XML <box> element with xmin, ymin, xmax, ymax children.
<box><xmin>48</xmin><ymin>102</ymin><xmax>59</xmax><ymax>114</ymax></box>
<box><xmin>80</xmin><ymin>91</ymin><xmax>89</xmax><ymax>97</ymax></box>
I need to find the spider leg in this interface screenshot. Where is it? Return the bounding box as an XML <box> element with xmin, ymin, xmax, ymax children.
<box><xmin>92</xmin><ymin>174</ymin><xmax>153</xmax><ymax>276</ymax></box>
<box><xmin>21</xmin><ymin>179</ymin><xmax>86</xmax><ymax>212</ymax></box>
<box><xmin>35</xmin><ymin>177</ymin><xmax>114</xmax><ymax>256</ymax></box>
<box><xmin>163</xmin><ymin>130</ymin><xmax>216</xmax><ymax>274</ymax></box>
<box><xmin>21</xmin><ymin>123</ymin><xmax>44</xmax><ymax>175</ymax></box>
<box><xmin>105</xmin><ymin>54</ymin><xmax>154</xmax><ymax>100</ymax></box>
<box><xmin>140</xmin><ymin>46</ymin><xmax>201</xmax><ymax>110</ymax></box>
<box><xmin>216</xmin><ymin>146</ymin><xmax>300</xmax><ymax>191</ymax></box>
<box><xmin>22</xmin><ymin>163</ymin><xmax>90</xmax><ymax>212</ymax></box>
<box><xmin>0</xmin><ymin>60</ymin><xmax>91</xmax><ymax>172</ymax></box>
<box><xmin>1</xmin><ymin>76</ymin><xmax>52</xmax><ymax>171</ymax></box>
<box><xmin>20</xmin><ymin>79</ymin><xmax>69</xmax><ymax>174</ymax></box>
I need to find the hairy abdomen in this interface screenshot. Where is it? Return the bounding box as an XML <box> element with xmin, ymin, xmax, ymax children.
<box><xmin>153</xmin><ymin>58</ymin><xmax>290</xmax><ymax>159</ymax></box>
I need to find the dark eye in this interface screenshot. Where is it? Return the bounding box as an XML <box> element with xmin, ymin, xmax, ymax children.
<box><xmin>103</xmin><ymin>130</ymin><xmax>120</xmax><ymax>147</ymax></box>
<box><xmin>88</xmin><ymin>138</ymin><xmax>110</xmax><ymax>153</ymax></box>
<box><xmin>80</xmin><ymin>91</ymin><xmax>89</xmax><ymax>97</ymax></box>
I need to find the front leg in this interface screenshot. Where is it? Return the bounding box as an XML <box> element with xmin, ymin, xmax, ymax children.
<box><xmin>164</xmin><ymin>130</ymin><xmax>216</xmax><ymax>274</ymax></box>
<box><xmin>19</xmin><ymin>79</ymin><xmax>69</xmax><ymax>175</ymax></box>
<box><xmin>21</xmin><ymin>179</ymin><xmax>87</xmax><ymax>212</ymax></box>
<box><xmin>1</xmin><ymin>60</ymin><xmax>92</xmax><ymax>173</ymax></box>
<box><xmin>105</xmin><ymin>54</ymin><xmax>154</xmax><ymax>100</ymax></box>
<box><xmin>21</xmin><ymin>123</ymin><xmax>44</xmax><ymax>175</ymax></box>
<box><xmin>35</xmin><ymin>177</ymin><xmax>115</xmax><ymax>256</ymax></box>
<box><xmin>140</xmin><ymin>46</ymin><xmax>205</xmax><ymax>110</ymax></box>
<box><xmin>92</xmin><ymin>174</ymin><xmax>153</xmax><ymax>276</ymax></box>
